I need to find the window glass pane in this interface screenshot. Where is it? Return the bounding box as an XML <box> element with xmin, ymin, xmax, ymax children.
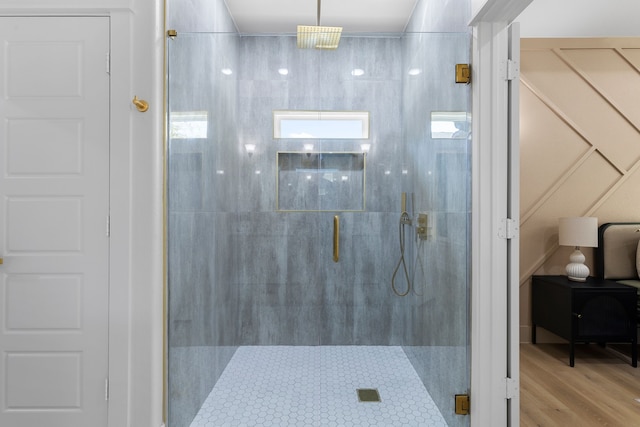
<box><xmin>430</xmin><ymin>111</ymin><xmax>470</xmax><ymax>139</ymax></box>
<box><xmin>170</xmin><ymin>111</ymin><xmax>208</xmax><ymax>139</ymax></box>
<box><xmin>274</xmin><ymin>111</ymin><xmax>369</xmax><ymax>139</ymax></box>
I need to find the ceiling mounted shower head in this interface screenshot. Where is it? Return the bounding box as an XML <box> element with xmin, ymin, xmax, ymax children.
<box><xmin>297</xmin><ymin>0</ymin><xmax>342</xmax><ymax>49</ymax></box>
<box><xmin>296</xmin><ymin>25</ymin><xmax>342</xmax><ymax>49</ymax></box>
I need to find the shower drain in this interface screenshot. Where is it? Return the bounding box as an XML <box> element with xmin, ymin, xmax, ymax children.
<box><xmin>357</xmin><ymin>388</ymin><xmax>381</xmax><ymax>402</ymax></box>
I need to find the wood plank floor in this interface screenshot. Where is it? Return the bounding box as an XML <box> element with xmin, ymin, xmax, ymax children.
<box><xmin>520</xmin><ymin>343</ymin><xmax>640</xmax><ymax>427</ymax></box>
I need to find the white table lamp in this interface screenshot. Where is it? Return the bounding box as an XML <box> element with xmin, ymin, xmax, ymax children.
<box><xmin>558</xmin><ymin>217</ymin><xmax>598</xmax><ymax>282</ymax></box>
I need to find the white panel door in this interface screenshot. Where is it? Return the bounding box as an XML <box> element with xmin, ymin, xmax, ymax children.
<box><xmin>0</xmin><ymin>16</ymin><xmax>110</xmax><ymax>427</ymax></box>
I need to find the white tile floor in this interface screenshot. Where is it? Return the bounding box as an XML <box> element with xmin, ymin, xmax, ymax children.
<box><xmin>190</xmin><ymin>346</ymin><xmax>447</xmax><ymax>426</ymax></box>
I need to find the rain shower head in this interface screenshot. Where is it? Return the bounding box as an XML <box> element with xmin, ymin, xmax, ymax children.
<box><xmin>297</xmin><ymin>0</ymin><xmax>342</xmax><ymax>49</ymax></box>
<box><xmin>296</xmin><ymin>25</ymin><xmax>342</xmax><ymax>49</ymax></box>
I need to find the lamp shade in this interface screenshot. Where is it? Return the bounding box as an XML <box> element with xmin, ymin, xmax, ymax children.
<box><xmin>558</xmin><ymin>217</ymin><xmax>598</xmax><ymax>248</ymax></box>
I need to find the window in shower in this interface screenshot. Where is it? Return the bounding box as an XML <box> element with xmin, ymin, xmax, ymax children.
<box><xmin>273</xmin><ymin>110</ymin><xmax>370</xmax><ymax>139</ymax></box>
<box><xmin>169</xmin><ymin>110</ymin><xmax>208</xmax><ymax>139</ymax></box>
<box><xmin>277</xmin><ymin>151</ymin><xmax>365</xmax><ymax>211</ymax></box>
<box><xmin>430</xmin><ymin>111</ymin><xmax>470</xmax><ymax>139</ymax></box>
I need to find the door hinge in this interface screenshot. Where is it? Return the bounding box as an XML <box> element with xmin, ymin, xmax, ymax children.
<box><xmin>498</xmin><ymin>218</ymin><xmax>518</xmax><ymax>239</ymax></box>
<box><xmin>455</xmin><ymin>63</ymin><xmax>471</xmax><ymax>84</ymax></box>
<box><xmin>106</xmin><ymin>215</ymin><xmax>110</xmax><ymax>237</ymax></box>
<box><xmin>106</xmin><ymin>52</ymin><xmax>110</xmax><ymax>74</ymax></box>
<box><xmin>506</xmin><ymin>59</ymin><xmax>519</xmax><ymax>81</ymax></box>
<box><xmin>504</xmin><ymin>377</ymin><xmax>518</xmax><ymax>399</ymax></box>
<box><xmin>105</xmin><ymin>378</ymin><xmax>110</xmax><ymax>401</ymax></box>
<box><xmin>455</xmin><ymin>394</ymin><xmax>470</xmax><ymax>415</ymax></box>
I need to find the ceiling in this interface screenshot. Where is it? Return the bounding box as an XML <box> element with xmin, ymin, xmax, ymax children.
<box><xmin>516</xmin><ymin>0</ymin><xmax>640</xmax><ymax>37</ymax></box>
<box><xmin>223</xmin><ymin>0</ymin><xmax>420</xmax><ymax>34</ymax></box>
<box><xmin>223</xmin><ymin>0</ymin><xmax>640</xmax><ymax>37</ymax></box>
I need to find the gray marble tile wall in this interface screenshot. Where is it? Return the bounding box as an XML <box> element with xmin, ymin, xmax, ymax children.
<box><xmin>232</xmin><ymin>35</ymin><xmax>415</xmax><ymax>346</ymax></box>
<box><xmin>167</xmin><ymin>0</ymin><xmax>237</xmax><ymax>33</ymax></box>
<box><xmin>167</xmin><ymin>31</ymin><xmax>471</xmax><ymax>427</ymax></box>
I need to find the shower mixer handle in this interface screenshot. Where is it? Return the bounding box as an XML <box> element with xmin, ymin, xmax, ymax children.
<box><xmin>416</xmin><ymin>213</ymin><xmax>429</xmax><ymax>240</ymax></box>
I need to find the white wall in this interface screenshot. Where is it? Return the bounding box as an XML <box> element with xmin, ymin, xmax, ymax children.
<box><xmin>517</xmin><ymin>0</ymin><xmax>640</xmax><ymax>37</ymax></box>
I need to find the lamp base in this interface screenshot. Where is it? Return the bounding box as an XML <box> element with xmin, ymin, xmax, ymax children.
<box><xmin>566</xmin><ymin>249</ymin><xmax>589</xmax><ymax>282</ymax></box>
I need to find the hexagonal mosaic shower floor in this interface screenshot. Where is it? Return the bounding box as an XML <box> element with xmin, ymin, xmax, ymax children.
<box><xmin>190</xmin><ymin>346</ymin><xmax>447</xmax><ymax>426</ymax></box>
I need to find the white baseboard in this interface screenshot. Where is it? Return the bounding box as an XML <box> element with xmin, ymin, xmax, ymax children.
<box><xmin>520</xmin><ymin>325</ymin><xmax>566</xmax><ymax>344</ymax></box>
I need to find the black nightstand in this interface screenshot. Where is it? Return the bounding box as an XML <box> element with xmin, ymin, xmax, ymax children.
<box><xmin>531</xmin><ymin>275</ymin><xmax>637</xmax><ymax>367</ymax></box>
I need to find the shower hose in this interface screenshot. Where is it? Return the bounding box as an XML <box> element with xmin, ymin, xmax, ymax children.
<box><xmin>391</xmin><ymin>212</ymin><xmax>412</xmax><ymax>296</ymax></box>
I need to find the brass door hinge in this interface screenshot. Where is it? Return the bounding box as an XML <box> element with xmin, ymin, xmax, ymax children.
<box><xmin>455</xmin><ymin>394</ymin><xmax>470</xmax><ymax>415</ymax></box>
<box><xmin>455</xmin><ymin>64</ymin><xmax>470</xmax><ymax>84</ymax></box>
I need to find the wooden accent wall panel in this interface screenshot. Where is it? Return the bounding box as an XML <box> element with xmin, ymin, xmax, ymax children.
<box><xmin>519</xmin><ymin>38</ymin><xmax>640</xmax><ymax>342</ymax></box>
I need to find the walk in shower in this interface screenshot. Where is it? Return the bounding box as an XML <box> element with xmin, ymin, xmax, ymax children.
<box><xmin>166</xmin><ymin>1</ymin><xmax>471</xmax><ymax>426</ymax></box>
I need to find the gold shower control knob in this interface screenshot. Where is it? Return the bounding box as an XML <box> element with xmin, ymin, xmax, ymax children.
<box><xmin>0</xmin><ymin>257</ymin><xmax>4</xmax><ymax>265</ymax></box>
<box><xmin>416</xmin><ymin>213</ymin><xmax>429</xmax><ymax>240</ymax></box>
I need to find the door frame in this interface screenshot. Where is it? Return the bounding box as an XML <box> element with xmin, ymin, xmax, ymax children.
<box><xmin>470</xmin><ymin>1</ymin><xmax>531</xmax><ymax>426</ymax></box>
<box><xmin>107</xmin><ymin>5</ymin><xmax>165</xmax><ymax>427</ymax></box>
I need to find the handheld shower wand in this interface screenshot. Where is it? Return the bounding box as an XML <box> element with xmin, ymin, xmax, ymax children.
<box><xmin>392</xmin><ymin>192</ymin><xmax>412</xmax><ymax>296</ymax></box>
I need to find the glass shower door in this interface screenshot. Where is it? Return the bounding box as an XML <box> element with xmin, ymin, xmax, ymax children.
<box><xmin>166</xmin><ymin>30</ymin><xmax>471</xmax><ymax>427</ymax></box>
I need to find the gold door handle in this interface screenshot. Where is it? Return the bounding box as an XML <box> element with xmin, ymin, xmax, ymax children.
<box><xmin>0</xmin><ymin>258</ymin><xmax>3</xmax><ymax>265</ymax></box>
<box><xmin>333</xmin><ymin>215</ymin><xmax>339</xmax><ymax>263</ymax></box>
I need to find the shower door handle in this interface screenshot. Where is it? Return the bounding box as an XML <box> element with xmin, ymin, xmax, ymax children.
<box><xmin>333</xmin><ymin>215</ymin><xmax>339</xmax><ymax>262</ymax></box>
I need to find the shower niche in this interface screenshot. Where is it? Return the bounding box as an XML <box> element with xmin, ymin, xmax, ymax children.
<box><xmin>276</xmin><ymin>151</ymin><xmax>365</xmax><ymax>211</ymax></box>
